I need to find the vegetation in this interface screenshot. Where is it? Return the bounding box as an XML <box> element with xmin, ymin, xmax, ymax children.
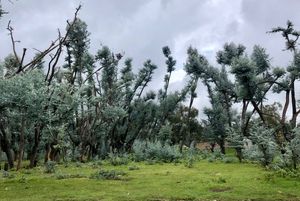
<box><xmin>0</xmin><ymin>159</ymin><xmax>300</xmax><ymax>201</ymax></box>
<box><xmin>1</xmin><ymin>2</ymin><xmax>300</xmax><ymax>200</ymax></box>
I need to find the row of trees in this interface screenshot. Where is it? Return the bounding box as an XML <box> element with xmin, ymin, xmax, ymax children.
<box><xmin>0</xmin><ymin>5</ymin><xmax>300</xmax><ymax>169</ymax></box>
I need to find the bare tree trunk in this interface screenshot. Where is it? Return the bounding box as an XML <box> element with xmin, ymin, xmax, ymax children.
<box><xmin>279</xmin><ymin>90</ymin><xmax>290</xmax><ymax>141</ymax></box>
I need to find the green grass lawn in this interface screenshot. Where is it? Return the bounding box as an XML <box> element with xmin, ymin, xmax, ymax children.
<box><xmin>0</xmin><ymin>161</ymin><xmax>300</xmax><ymax>201</ymax></box>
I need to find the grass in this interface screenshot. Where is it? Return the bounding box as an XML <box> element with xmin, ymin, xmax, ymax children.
<box><xmin>0</xmin><ymin>160</ymin><xmax>300</xmax><ymax>201</ymax></box>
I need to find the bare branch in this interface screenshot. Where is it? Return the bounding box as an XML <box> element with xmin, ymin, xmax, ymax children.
<box><xmin>83</xmin><ymin>66</ymin><xmax>104</xmax><ymax>84</ymax></box>
<box><xmin>19</xmin><ymin>48</ymin><xmax>27</xmax><ymax>70</ymax></box>
<box><xmin>7</xmin><ymin>4</ymin><xmax>83</xmax><ymax>79</ymax></box>
<box><xmin>7</xmin><ymin>20</ymin><xmax>20</xmax><ymax>64</ymax></box>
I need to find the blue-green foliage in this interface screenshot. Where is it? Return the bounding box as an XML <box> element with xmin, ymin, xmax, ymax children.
<box><xmin>132</xmin><ymin>140</ymin><xmax>181</xmax><ymax>162</ymax></box>
<box><xmin>246</xmin><ymin>124</ymin><xmax>277</xmax><ymax>166</ymax></box>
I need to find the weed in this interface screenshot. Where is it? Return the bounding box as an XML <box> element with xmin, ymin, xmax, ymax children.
<box><xmin>90</xmin><ymin>169</ymin><xmax>127</xmax><ymax>180</ymax></box>
<box><xmin>128</xmin><ymin>165</ymin><xmax>140</xmax><ymax>171</ymax></box>
<box><xmin>44</xmin><ymin>161</ymin><xmax>56</xmax><ymax>173</ymax></box>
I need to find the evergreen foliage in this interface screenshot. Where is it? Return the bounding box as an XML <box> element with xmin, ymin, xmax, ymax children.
<box><xmin>1</xmin><ymin>11</ymin><xmax>300</xmax><ymax>172</ymax></box>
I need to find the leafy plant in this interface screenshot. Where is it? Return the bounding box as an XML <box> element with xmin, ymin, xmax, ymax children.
<box><xmin>132</xmin><ymin>140</ymin><xmax>182</xmax><ymax>162</ymax></box>
<box><xmin>128</xmin><ymin>165</ymin><xmax>140</xmax><ymax>171</ymax></box>
<box><xmin>108</xmin><ymin>153</ymin><xmax>129</xmax><ymax>166</ymax></box>
<box><xmin>55</xmin><ymin>173</ymin><xmax>86</xmax><ymax>180</ymax></box>
<box><xmin>89</xmin><ymin>169</ymin><xmax>126</xmax><ymax>180</ymax></box>
<box><xmin>44</xmin><ymin>161</ymin><xmax>56</xmax><ymax>174</ymax></box>
<box><xmin>249</xmin><ymin>124</ymin><xmax>277</xmax><ymax>166</ymax></box>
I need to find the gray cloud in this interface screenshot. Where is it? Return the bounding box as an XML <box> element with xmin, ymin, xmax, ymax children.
<box><xmin>1</xmin><ymin>0</ymin><xmax>300</xmax><ymax>118</ymax></box>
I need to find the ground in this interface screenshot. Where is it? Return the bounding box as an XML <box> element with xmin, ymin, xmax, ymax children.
<box><xmin>0</xmin><ymin>160</ymin><xmax>300</xmax><ymax>201</ymax></box>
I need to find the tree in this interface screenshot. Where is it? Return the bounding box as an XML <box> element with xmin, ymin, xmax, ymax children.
<box><xmin>269</xmin><ymin>21</ymin><xmax>300</xmax><ymax>130</ymax></box>
<box><xmin>203</xmin><ymin>92</ymin><xmax>228</xmax><ymax>154</ymax></box>
<box><xmin>0</xmin><ymin>70</ymin><xmax>48</xmax><ymax>169</ymax></box>
<box><xmin>184</xmin><ymin>47</ymin><xmax>209</xmax><ymax>145</ymax></box>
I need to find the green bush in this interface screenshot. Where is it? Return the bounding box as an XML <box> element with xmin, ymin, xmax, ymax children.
<box><xmin>75</xmin><ymin>162</ymin><xmax>82</xmax><ymax>168</ymax></box>
<box><xmin>274</xmin><ymin>168</ymin><xmax>300</xmax><ymax>178</ymax></box>
<box><xmin>44</xmin><ymin>161</ymin><xmax>56</xmax><ymax>174</ymax></box>
<box><xmin>90</xmin><ymin>169</ymin><xmax>126</xmax><ymax>180</ymax></box>
<box><xmin>207</xmin><ymin>157</ymin><xmax>216</xmax><ymax>163</ymax></box>
<box><xmin>128</xmin><ymin>165</ymin><xmax>140</xmax><ymax>171</ymax></box>
<box><xmin>55</xmin><ymin>173</ymin><xmax>86</xmax><ymax>180</ymax></box>
<box><xmin>184</xmin><ymin>148</ymin><xmax>197</xmax><ymax>168</ymax></box>
<box><xmin>90</xmin><ymin>161</ymin><xmax>103</xmax><ymax>169</ymax></box>
<box><xmin>205</xmin><ymin>149</ymin><xmax>225</xmax><ymax>163</ymax></box>
<box><xmin>18</xmin><ymin>176</ymin><xmax>27</xmax><ymax>183</ymax></box>
<box><xmin>184</xmin><ymin>157</ymin><xmax>194</xmax><ymax>168</ymax></box>
<box><xmin>108</xmin><ymin>153</ymin><xmax>129</xmax><ymax>166</ymax></box>
<box><xmin>2</xmin><ymin>171</ymin><xmax>15</xmax><ymax>179</ymax></box>
<box><xmin>132</xmin><ymin>140</ymin><xmax>182</xmax><ymax>162</ymax></box>
<box><xmin>249</xmin><ymin>124</ymin><xmax>277</xmax><ymax>166</ymax></box>
<box><xmin>222</xmin><ymin>157</ymin><xmax>236</xmax><ymax>163</ymax></box>
<box><xmin>277</xmin><ymin>128</ymin><xmax>300</xmax><ymax>169</ymax></box>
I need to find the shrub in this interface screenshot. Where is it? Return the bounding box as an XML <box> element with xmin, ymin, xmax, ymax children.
<box><xmin>184</xmin><ymin>157</ymin><xmax>194</xmax><ymax>168</ymax></box>
<box><xmin>55</xmin><ymin>173</ymin><xmax>86</xmax><ymax>180</ymax></box>
<box><xmin>18</xmin><ymin>176</ymin><xmax>27</xmax><ymax>183</ymax></box>
<box><xmin>90</xmin><ymin>161</ymin><xmax>103</xmax><ymax>169</ymax></box>
<box><xmin>90</xmin><ymin>169</ymin><xmax>126</xmax><ymax>180</ymax></box>
<box><xmin>22</xmin><ymin>169</ymin><xmax>33</xmax><ymax>175</ymax></box>
<box><xmin>207</xmin><ymin>157</ymin><xmax>216</xmax><ymax>163</ymax></box>
<box><xmin>205</xmin><ymin>149</ymin><xmax>225</xmax><ymax>163</ymax></box>
<box><xmin>44</xmin><ymin>161</ymin><xmax>56</xmax><ymax>173</ymax></box>
<box><xmin>222</xmin><ymin>157</ymin><xmax>236</xmax><ymax>163</ymax></box>
<box><xmin>213</xmin><ymin>175</ymin><xmax>227</xmax><ymax>183</ymax></box>
<box><xmin>108</xmin><ymin>153</ymin><xmax>129</xmax><ymax>166</ymax></box>
<box><xmin>184</xmin><ymin>148</ymin><xmax>197</xmax><ymax>168</ymax></box>
<box><xmin>2</xmin><ymin>171</ymin><xmax>15</xmax><ymax>179</ymax></box>
<box><xmin>211</xmin><ymin>149</ymin><xmax>225</xmax><ymax>160</ymax></box>
<box><xmin>216</xmin><ymin>177</ymin><xmax>227</xmax><ymax>183</ymax></box>
<box><xmin>132</xmin><ymin>140</ymin><xmax>182</xmax><ymax>162</ymax></box>
<box><xmin>198</xmin><ymin>150</ymin><xmax>210</xmax><ymax>160</ymax></box>
<box><xmin>248</xmin><ymin>124</ymin><xmax>277</xmax><ymax>166</ymax></box>
<box><xmin>75</xmin><ymin>162</ymin><xmax>82</xmax><ymax>168</ymax></box>
<box><xmin>128</xmin><ymin>165</ymin><xmax>140</xmax><ymax>171</ymax></box>
<box><xmin>287</xmin><ymin>128</ymin><xmax>300</xmax><ymax>169</ymax></box>
<box><xmin>264</xmin><ymin>172</ymin><xmax>275</xmax><ymax>182</ymax></box>
<box><xmin>145</xmin><ymin>159</ymin><xmax>158</xmax><ymax>165</ymax></box>
<box><xmin>226</xmin><ymin>126</ymin><xmax>244</xmax><ymax>162</ymax></box>
<box><xmin>243</xmin><ymin>144</ymin><xmax>261</xmax><ymax>162</ymax></box>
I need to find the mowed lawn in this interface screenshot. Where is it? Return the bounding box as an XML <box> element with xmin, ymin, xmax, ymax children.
<box><xmin>0</xmin><ymin>161</ymin><xmax>300</xmax><ymax>201</ymax></box>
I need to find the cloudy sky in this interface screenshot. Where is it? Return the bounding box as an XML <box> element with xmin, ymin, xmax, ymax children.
<box><xmin>1</xmin><ymin>0</ymin><xmax>300</xmax><ymax>117</ymax></box>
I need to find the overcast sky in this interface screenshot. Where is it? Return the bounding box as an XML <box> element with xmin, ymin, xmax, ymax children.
<box><xmin>1</xmin><ymin>0</ymin><xmax>300</xmax><ymax>117</ymax></box>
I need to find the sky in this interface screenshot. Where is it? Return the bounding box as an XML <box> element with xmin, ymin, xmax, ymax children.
<box><xmin>1</xmin><ymin>0</ymin><xmax>300</xmax><ymax>117</ymax></box>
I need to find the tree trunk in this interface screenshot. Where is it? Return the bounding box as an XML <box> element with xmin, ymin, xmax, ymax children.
<box><xmin>235</xmin><ymin>147</ymin><xmax>243</xmax><ymax>163</ymax></box>
<box><xmin>290</xmin><ymin>80</ymin><xmax>297</xmax><ymax>128</ymax></box>
<box><xmin>210</xmin><ymin>143</ymin><xmax>216</xmax><ymax>153</ymax></box>
<box><xmin>281</xmin><ymin>90</ymin><xmax>290</xmax><ymax>141</ymax></box>
<box><xmin>17</xmin><ymin>117</ymin><xmax>25</xmax><ymax>170</ymax></box>
<box><xmin>29</xmin><ymin>125</ymin><xmax>42</xmax><ymax>168</ymax></box>
<box><xmin>251</xmin><ymin>100</ymin><xmax>265</xmax><ymax>124</ymax></box>
<box><xmin>241</xmin><ymin>100</ymin><xmax>249</xmax><ymax>136</ymax></box>
<box><xmin>44</xmin><ymin>143</ymin><xmax>51</xmax><ymax>163</ymax></box>
<box><xmin>0</xmin><ymin>123</ymin><xmax>14</xmax><ymax>169</ymax></box>
<box><xmin>219</xmin><ymin>140</ymin><xmax>226</xmax><ymax>155</ymax></box>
